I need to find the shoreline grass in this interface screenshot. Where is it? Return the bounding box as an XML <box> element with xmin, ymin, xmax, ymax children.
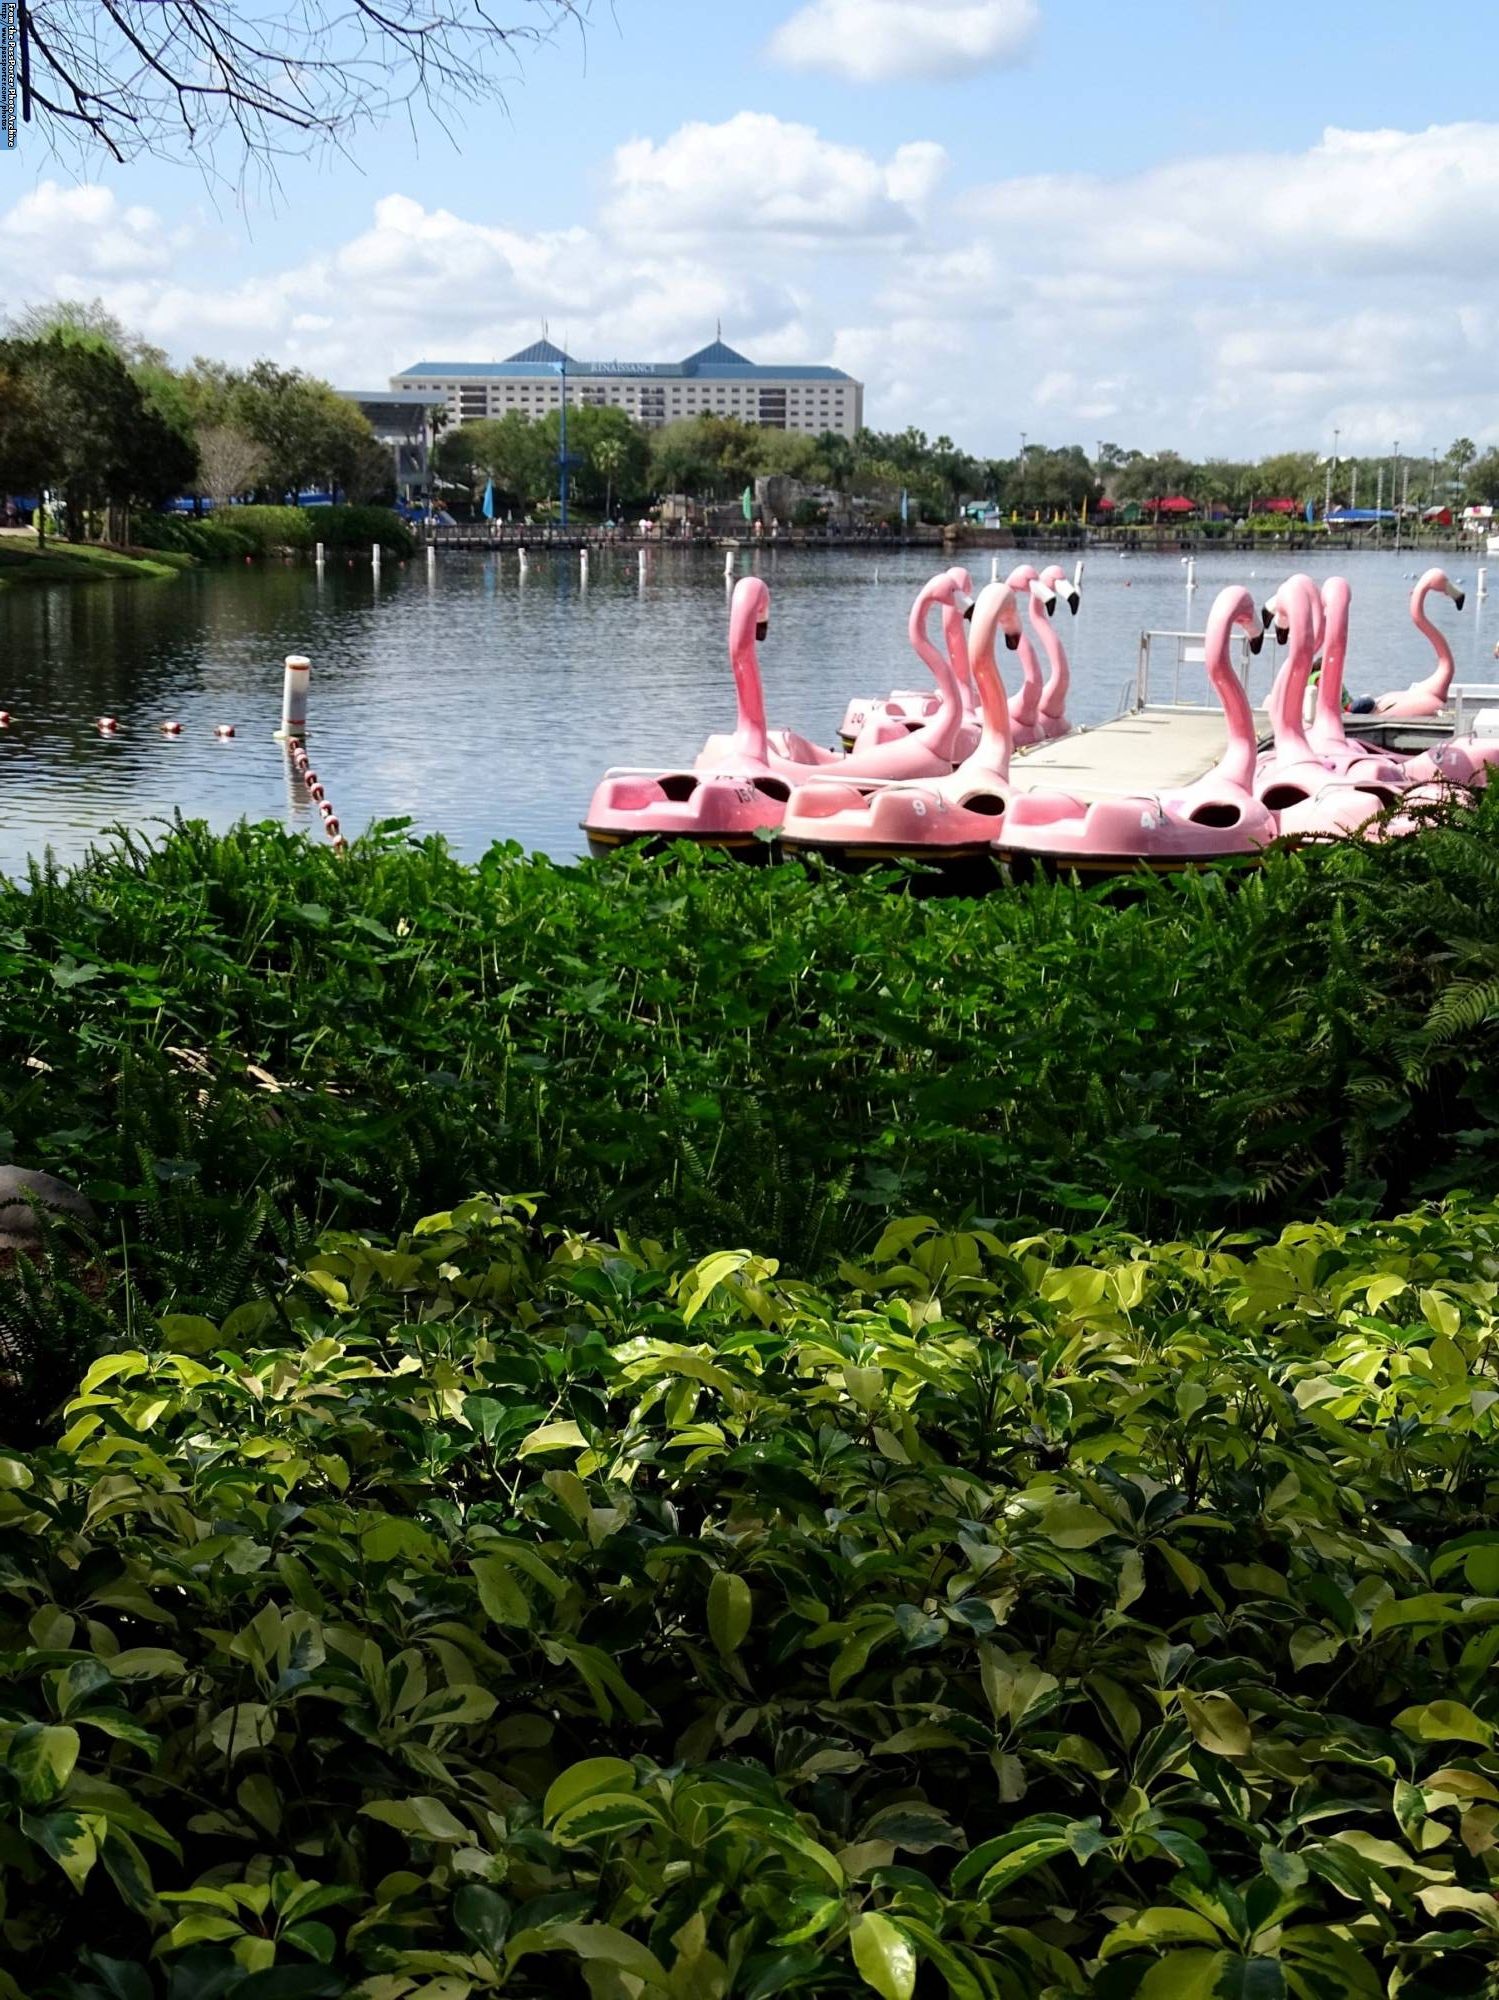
<box><xmin>0</xmin><ymin>529</ymin><xmax>191</xmax><ymax>588</ymax></box>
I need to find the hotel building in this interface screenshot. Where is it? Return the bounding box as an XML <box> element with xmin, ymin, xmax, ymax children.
<box><xmin>390</xmin><ymin>337</ymin><xmax>863</xmax><ymax>439</ymax></box>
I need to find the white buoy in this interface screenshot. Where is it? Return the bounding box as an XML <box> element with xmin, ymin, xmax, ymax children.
<box><xmin>724</xmin><ymin>548</ymin><xmax>735</xmax><ymax>577</ymax></box>
<box><xmin>1073</xmin><ymin>559</ymin><xmax>1085</xmax><ymax>587</ymax></box>
<box><xmin>990</xmin><ymin>555</ymin><xmax>1000</xmax><ymax>583</ymax></box>
<box><xmin>1185</xmin><ymin>556</ymin><xmax>1197</xmax><ymax>591</ymax></box>
<box><xmin>874</xmin><ymin>565</ymin><xmax>880</xmax><ymax>585</ymax></box>
<box><xmin>1479</xmin><ymin>567</ymin><xmax>1489</xmax><ymax>602</ymax></box>
<box><xmin>276</xmin><ymin>653</ymin><xmax>311</xmax><ymax>739</ymax></box>
<box><xmin>314</xmin><ymin>542</ymin><xmax>325</xmax><ymax>570</ymax></box>
<box><xmin>580</xmin><ymin>550</ymin><xmax>589</xmax><ymax>583</ymax></box>
<box><xmin>519</xmin><ymin>547</ymin><xmax>529</xmax><ymax>574</ymax></box>
<box><xmin>426</xmin><ymin>543</ymin><xmax>435</xmax><ymax>568</ymax></box>
<box><xmin>638</xmin><ymin>549</ymin><xmax>647</xmax><ymax>581</ymax></box>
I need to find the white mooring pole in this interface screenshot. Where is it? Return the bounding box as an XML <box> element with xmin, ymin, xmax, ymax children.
<box><xmin>276</xmin><ymin>654</ymin><xmax>310</xmax><ymax>740</ymax></box>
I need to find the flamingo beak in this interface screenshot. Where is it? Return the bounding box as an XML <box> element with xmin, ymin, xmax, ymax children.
<box><xmin>963</xmin><ymin>599</ymin><xmax>975</xmax><ymax>623</ymax></box>
<box><xmin>1064</xmin><ymin>585</ymin><xmax>1081</xmax><ymax>615</ymax></box>
<box><xmin>756</xmin><ymin>619</ymin><xmax>769</xmax><ymax>640</ymax></box>
<box><xmin>1004</xmin><ymin>629</ymin><xmax>1022</xmax><ymax>652</ymax></box>
<box><xmin>1452</xmin><ymin>587</ymin><xmax>1467</xmax><ymax>610</ymax></box>
<box><xmin>1248</xmin><ymin>631</ymin><xmax>1265</xmax><ymax>656</ymax></box>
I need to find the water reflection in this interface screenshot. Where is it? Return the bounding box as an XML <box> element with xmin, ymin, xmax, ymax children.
<box><xmin>0</xmin><ymin>547</ymin><xmax>1489</xmax><ymax>874</ymax></box>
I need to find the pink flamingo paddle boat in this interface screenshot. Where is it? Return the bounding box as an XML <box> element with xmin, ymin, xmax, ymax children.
<box><xmin>1359</xmin><ymin>568</ymin><xmax>1466</xmax><ymax>718</ymax></box>
<box><xmin>1304</xmin><ymin>576</ymin><xmax>1495</xmax><ymax>793</ymax></box>
<box><xmin>837</xmin><ymin>565</ymin><xmax>1051</xmax><ymax>749</ymax></box>
<box><xmin>581</xmin><ymin>577</ymin><xmax>794</xmax><ymax>856</ymax></box>
<box><xmin>778</xmin><ymin>581</ymin><xmax>1024</xmax><ymax>881</ymax></box>
<box><xmin>697</xmin><ymin>570</ymin><xmax>973</xmax><ymax>784</ymax></box>
<box><xmin>1254</xmin><ymin>576</ymin><xmax>1395</xmax><ymax>842</ymax></box>
<box><xmin>994</xmin><ymin>584</ymin><xmax>1277</xmax><ymax>876</ymax></box>
<box><xmin>1030</xmin><ymin>564</ymin><xmax>1080</xmax><ymax>741</ymax></box>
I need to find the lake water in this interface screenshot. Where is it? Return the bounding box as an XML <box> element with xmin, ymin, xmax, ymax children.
<box><xmin>0</xmin><ymin>544</ymin><xmax>1493</xmax><ymax>874</ymax></box>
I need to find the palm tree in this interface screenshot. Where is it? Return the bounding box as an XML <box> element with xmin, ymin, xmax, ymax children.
<box><xmin>592</xmin><ymin>437</ymin><xmax>626</xmax><ymax>522</ymax></box>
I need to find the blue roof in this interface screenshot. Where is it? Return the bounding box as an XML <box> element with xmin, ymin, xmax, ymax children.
<box><xmin>506</xmin><ymin>338</ymin><xmax>572</xmax><ymax>364</ymax></box>
<box><xmin>395</xmin><ymin>340</ymin><xmax>852</xmax><ymax>385</ymax></box>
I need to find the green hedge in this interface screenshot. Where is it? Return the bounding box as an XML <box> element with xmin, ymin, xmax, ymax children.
<box><xmin>132</xmin><ymin>515</ymin><xmax>258</xmax><ymax>561</ymax></box>
<box><xmin>135</xmin><ymin>506</ymin><xmax>414</xmax><ymax>561</ymax></box>
<box><xmin>5</xmin><ymin>1193</ymin><xmax>1499</xmax><ymax>1993</ymax></box>
<box><xmin>0</xmin><ymin>808</ymin><xmax>1497</xmax><ymax>1432</ymax></box>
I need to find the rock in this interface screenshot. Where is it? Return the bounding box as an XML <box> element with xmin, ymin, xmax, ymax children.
<box><xmin>0</xmin><ymin>1167</ymin><xmax>95</xmax><ymax>1250</ymax></box>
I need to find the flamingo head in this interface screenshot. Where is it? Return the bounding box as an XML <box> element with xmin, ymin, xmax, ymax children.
<box><xmin>1424</xmin><ymin>568</ymin><xmax>1466</xmax><ymax>612</ymax></box>
<box><xmin>1208</xmin><ymin>584</ymin><xmax>1264</xmax><ymax>651</ymax></box>
<box><xmin>1036</xmin><ymin>563</ymin><xmax>1080</xmax><ymax>614</ymax></box>
<box><xmin>972</xmin><ymin>581</ymin><xmax>1022</xmax><ymax>656</ymax></box>
<box><xmin>732</xmin><ymin>574</ymin><xmax>771</xmax><ymax>645</ymax></box>
<box><xmin>1005</xmin><ymin>563</ymin><xmax>1040</xmax><ymax>593</ymax></box>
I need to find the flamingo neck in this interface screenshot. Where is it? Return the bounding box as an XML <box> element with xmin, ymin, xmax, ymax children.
<box><xmin>1012</xmin><ymin>614</ymin><xmax>1044</xmax><ymax>724</ymax></box>
<box><xmin>1035</xmin><ymin>608</ymin><xmax>1069</xmax><ymax>716</ymax></box>
<box><xmin>728</xmin><ymin>608</ymin><xmax>768</xmax><ymax>761</ymax></box>
<box><xmin>1310</xmin><ymin>590</ymin><xmax>1350</xmax><ymax>753</ymax></box>
<box><xmin>1275</xmin><ymin>611</ymin><xmax>1317</xmax><ymax>761</ymax></box>
<box><xmin>1206</xmin><ymin>616</ymin><xmax>1257</xmax><ymax>793</ymax></box>
<box><xmin>1411</xmin><ymin>584</ymin><xmax>1455</xmax><ymax>699</ymax></box>
<box><xmin>968</xmin><ymin>615</ymin><xmax>1012</xmax><ymax>780</ymax></box>
<box><xmin>944</xmin><ymin>605</ymin><xmax>975</xmax><ymax>723</ymax></box>
<box><xmin>908</xmin><ymin>589</ymin><xmax>957</xmax><ymax>718</ymax></box>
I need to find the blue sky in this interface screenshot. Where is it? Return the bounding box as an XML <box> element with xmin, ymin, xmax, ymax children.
<box><xmin>4</xmin><ymin>0</ymin><xmax>1497</xmax><ymax>456</ymax></box>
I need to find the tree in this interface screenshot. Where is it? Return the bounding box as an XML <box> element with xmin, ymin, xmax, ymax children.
<box><xmin>435</xmin><ymin>415</ymin><xmax>550</xmax><ymax>508</ymax></box>
<box><xmin>0</xmin><ymin>353</ymin><xmax>52</xmax><ymax>542</ymax></box>
<box><xmin>6</xmin><ymin>296</ymin><xmax>165</xmax><ymax>368</ymax></box>
<box><xmin>195</xmin><ymin>425</ymin><xmax>267</xmax><ymax>507</ymax></box>
<box><xmin>228</xmin><ymin>363</ymin><xmax>382</xmax><ymax>501</ymax></box>
<box><xmin>810</xmin><ymin>430</ymin><xmax>855</xmax><ymax>495</ymax></box>
<box><xmin>13</xmin><ymin>2</ymin><xmax>588</xmax><ymax>186</ymax></box>
<box><xmin>591</xmin><ymin>437</ymin><xmax>625</xmax><ymax>522</ymax></box>
<box><xmin>749</xmin><ymin>429</ymin><xmax>818</xmax><ymax>482</ymax></box>
<box><xmin>1</xmin><ymin>333</ymin><xmax>197</xmax><ymax>540</ymax></box>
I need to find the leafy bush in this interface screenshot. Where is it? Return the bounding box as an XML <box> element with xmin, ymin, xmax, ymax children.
<box><xmin>132</xmin><ymin>514</ymin><xmax>257</xmax><ymax>561</ymax></box>
<box><xmin>135</xmin><ymin>506</ymin><xmax>414</xmax><ymax>561</ymax></box>
<box><xmin>7</xmin><ymin>805</ymin><xmax>1499</xmax><ymax>1304</ymax></box>
<box><xmin>5</xmin><ymin>1193</ymin><xmax>1499</xmax><ymax>1994</ymax></box>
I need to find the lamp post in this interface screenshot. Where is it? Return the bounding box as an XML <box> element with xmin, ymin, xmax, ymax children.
<box><xmin>1392</xmin><ymin>441</ymin><xmax>1401</xmax><ymax>554</ymax></box>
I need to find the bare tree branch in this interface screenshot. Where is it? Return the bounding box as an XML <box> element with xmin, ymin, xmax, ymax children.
<box><xmin>16</xmin><ymin>2</ymin><xmax>589</xmax><ymax>195</ymax></box>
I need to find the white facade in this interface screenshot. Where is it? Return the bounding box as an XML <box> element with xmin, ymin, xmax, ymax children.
<box><xmin>391</xmin><ymin>339</ymin><xmax>864</xmax><ymax>440</ymax></box>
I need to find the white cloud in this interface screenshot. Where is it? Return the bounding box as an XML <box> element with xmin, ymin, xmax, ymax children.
<box><xmin>968</xmin><ymin>121</ymin><xmax>1499</xmax><ymax>279</ymax></box>
<box><xmin>768</xmin><ymin>0</ymin><xmax>1037</xmax><ymax>84</ymax></box>
<box><xmin>0</xmin><ymin>181</ymin><xmax>173</xmax><ymax>280</ymax></box>
<box><xmin>605</xmin><ymin>112</ymin><xmax>947</xmax><ymax>244</ymax></box>
<box><xmin>6</xmin><ymin>114</ymin><xmax>1499</xmax><ymax>458</ymax></box>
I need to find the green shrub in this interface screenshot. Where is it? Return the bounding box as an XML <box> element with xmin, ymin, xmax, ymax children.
<box><xmin>135</xmin><ymin>506</ymin><xmax>414</xmax><ymax>561</ymax></box>
<box><xmin>4</xmin><ymin>1192</ymin><xmax>1499</xmax><ymax>1993</ymax></box>
<box><xmin>4</xmin><ymin>803</ymin><xmax>1499</xmax><ymax>1403</ymax></box>
<box><xmin>132</xmin><ymin>514</ymin><xmax>257</xmax><ymax>561</ymax></box>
